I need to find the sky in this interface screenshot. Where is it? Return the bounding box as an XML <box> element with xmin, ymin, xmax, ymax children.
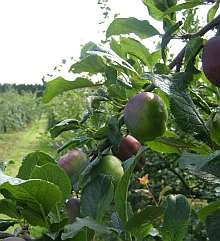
<box><xmin>0</xmin><ymin>0</ymin><xmax>150</xmax><ymax>84</ymax></box>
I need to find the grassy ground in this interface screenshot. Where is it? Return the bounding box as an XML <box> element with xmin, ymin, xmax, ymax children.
<box><xmin>0</xmin><ymin>118</ymin><xmax>56</xmax><ymax>177</ymax></box>
<box><xmin>0</xmin><ymin>118</ymin><xmax>57</xmax><ymax>236</ymax></box>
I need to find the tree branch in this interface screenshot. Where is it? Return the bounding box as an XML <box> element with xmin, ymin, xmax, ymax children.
<box><xmin>169</xmin><ymin>14</ymin><xmax>220</xmax><ymax>70</ymax></box>
<box><xmin>180</xmin><ymin>14</ymin><xmax>220</xmax><ymax>39</ymax></box>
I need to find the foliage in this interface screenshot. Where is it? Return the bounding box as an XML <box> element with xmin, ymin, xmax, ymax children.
<box><xmin>2</xmin><ymin>0</ymin><xmax>220</xmax><ymax>241</ymax></box>
<box><xmin>0</xmin><ymin>90</ymin><xmax>41</xmax><ymax>133</ymax></box>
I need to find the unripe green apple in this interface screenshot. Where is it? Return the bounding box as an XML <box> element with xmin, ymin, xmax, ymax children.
<box><xmin>65</xmin><ymin>197</ymin><xmax>80</xmax><ymax>223</ymax></box>
<box><xmin>3</xmin><ymin>238</ymin><xmax>26</xmax><ymax>241</ymax></box>
<box><xmin>202</xmin><ymin>36</ymin><xmax>220</xmax><ymax>87</ymax></box>
<box><xmin>124</xmin><ymin>92</ymin><xmax>168</xmax><ymax>143</ymax></box>
<box><xmin>58</xmin><ymin>149</ymin><xmax>87</xmax><ymax>177</ymax></box>
<box><xmin>93</xmin><ymin>155</ymin><xmax>124</xmax><ymax>183</ymax></box>
<box><xmin>113</xmin><ymin>135</ymin><xmax>145</xmax><ymax>171</ymax></box>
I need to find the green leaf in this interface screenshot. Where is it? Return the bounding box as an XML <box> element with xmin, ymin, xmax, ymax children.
<box><xmin>106</xmin><ymin>17</ymin><xmax>160</xmax><ymax>39</ymax></box>
<box><xmin>108</xmin><ymin>117</ymin><xmax>122</xmax><ymax>150</ymax></box>
<box><xmin>89</xmin><ymin>48</ymin><xmax>138</xmax><ymax>78</ymax></box>
<box><xmin>198</xmin><ymin>200</ymin><xmax>220</xmax><ymax>222</ymax></box>
<box><xmin>208</xmin><ymin>0</ymin><xmax>220</xmax><ymax>22</ymax></box>
<box><xmin>58</xmin><ymin>136</ymin><xmax>90</xmax><ymax>153</ymax></box>
<box><xmin>184</xmin><ymin>37</ymin><xmax>203</xmax><ymax>67</ymax></box>
<box><xmin>0</xmin><ymin>220</ymin><xmax>17</xmax><ymax>231</ymax></box>
<box><xmin>0</xmin><ymin>199</ymin><xmax>19</xmax><ymax>218</ymax></box>
<box><xmin>50</xmin><ymin>119</ymin><xmax>80</xmax><ymax>138</ymax></box>
<box><xmin>114</xmin><ymin>147</ymin><xmax>147</xmax><ymax>224</ymax></box>
<box><xmin>147</xmin><ymin>135</ymin><xmax>212</xmax><ymax>154</ymax></box>
<box><xmin>178</xmin><ymin>150</ymin><xmax>220</xmax><ymax>182</ymax></box>
<box><xmin>43</xmin><ymin>77</ymin><xmax>96</xmax><ymax>103</ymax></box>
<box><xmin>161</xmin><ymin>194</ymin><xmax>191</xmax><ymax>241</ymax></box>
<box><xmin>163</xmin><ymin>0</ymin><xmax>204</xmax><ymax>16</ymax></box>
<box><xmin>69</xmin><ymin>55</ymin><xmax>106</xmax><ymax>74</ymax></box>
<box><xmin>161</xmin><ymin>21</ymin><xmax>182</xmax><ymax>62</ymax></box>
<box><xmin>110</xmin><ymin>38</ymin><xmax>126</xmax><ymax>59</ymax></box>
<box><xmin>206</xmin><ymin>209</ymin><xmax>220</xmax><ymax>241</ymax></box>
<box><xmin>81</xmin><ymin>175</ymin><xmax>114</xmax><ymax>221</ymax></box>
<box><xmin>80</xmin><ymin>41</ymin><xmax>99</xmax><ymax>59</ymax></box>
<box><xmin>61</xmin><ymin>217</ymin><xmax>115</xmax><ymax>240</ymax></box>
<box><xmin>170</xmin><ymin>73</ymin><xmax>210</xmax><ymax>144</ymax></box>
<box><xmin>30</xmin><ymin>163</ymin><xmax>72</xmax><ymax>200</ymax></box>
<box><xmin>142</xmin><ymin>0</ymin><xmax>164</xmax><ymax>20</ymax></box>
<box><xmin>0</xmin><ymin>172</ymin><xmax>63</xmax><ymax>226</ymax></box>
<box><xmin>119</xmin><ymin>37</ymin><xmax>153</xmax><ymax>68</ymax></box>
<box><xmin>17</xmin><ymin>151</ymin><xmax>55</xmax><ymax>180</ymax></box>
<box><xmin>147</xmin><ymin>73</ymin><xmax>210</xmax><ymax>144</ymax></box>
<box><xmin>125</xmin><ymin>206</ymin><xmax>163</xmax><ymax>233</ymax></box>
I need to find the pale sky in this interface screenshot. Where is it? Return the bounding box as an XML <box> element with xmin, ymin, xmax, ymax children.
<box><xmin>0</xmin><ymin>1</ymin><xmax>212</xmax><ymax>84</ymax></box>
<box><xmin>0</xmin><ymin>0</ymin><xmax>150</xmax><ymax>84</ymax></box>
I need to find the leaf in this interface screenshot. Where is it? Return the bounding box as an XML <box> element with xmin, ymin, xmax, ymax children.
<box><xmin>146</xmin><ymin>136</ymin><xmax>180</xmax><ymax>154</ymax></box>
<box><xmin>0</xmin><ymin>199</ymin><xmax>19</xmax><ymax>218</ymax></box>
<box><xmin>30</xmin><ymin>163</ymin><xmax>72</xmax><ymax>200</ymax></box>
<box><xmin>206</xmin><ymin>209</ymin><xmax>220</xmax><ymax>241</ymax></box>
<box><xmin>208</xmin><ymin>0</ymin><xmax>220</xmax><ymax>22</ymax></box>
<box><xmin>58</xmin><ymin>136</ymin><xmax>90</xmax><ymax>153</ymax></box>
<box><xmin>17</xmin><ymin>151</ymin><xmax>55</xmax><ymax>180</ymax></box>
<box><xmin>114</xmin><ymin>147</ymin><xmax>147</xmax><ymax>224</ymax></box>
<box><xmin>184</xmin><ymin>37</ymin><xmax>203</xmax><ymax>67</ymax></box>
<box><xmin>106</xmin><ymin>17</ymin><xmax>160</xmax><ymax>39</ymax></box>
<box><xmin>163</xmin><ymin>0</ymin><xmax>204</xmax><ymax>16</ymax></box>
<box><xmin>178</xmin><ymin>150</ymin><xmax>220</xmax><ymax>182</ymax></box>
<box><xmin>119</xmin><ymin>37</ymin><xmax>153</xmax><ymax>68</ymax></box>
<box><xmin>161</xmin><ymin>194</ymin><xmax>191</xmax><ymax>241</ymax></box>
<box><xmin>50</xmin><ymin>119</ymin><xmax>80</xmax><ymax>138</ymax></box>
<box><xmin>145</xmin><ymin>73</ymin><xmax>210</xmax><ymax>143</ymax></box>
<box><xmin>0</xmin><ymin>220</ymin><xmax>17</xmax><ymax>231</ymax></box>
<box><xmin>61</xmin><ymin>217</ymin><xmax>115</xmax><ymax>240</ymax></box>
<box><xmin>69</xmin><ymin>55</ymin><xmax>106</xmax><ymax>74</ymax></box>
<box><xmin>108</xmin><ymin>117</ymin><xmax>122</xmax><ymax>150</ymax></box>
<box><xmin>169</xmin><ymin>73</ymin><xmax>210</xmax><ymax>144</ymax></box>
<box><xmin>0</xmin><ymin>172</ymin><xmax>63</xmax><ymax>226</ymax></box>
<box><xmin>198</xmin><ymin>200</ymin><xmax>220</xmax><ymax>222</ymax></box>
<box><xmin>80</xmin><ymin>175</ymin><xmax>114</xmax><ymax>221</ymax></box>
<box><xmin>161</xmin><ymin>21</ymin><xmax>182</xmax><ymax>62</ymax></box>
<box><xmin>142</xmin><ymin>0</ymin><xmax>164</xmax><ymax>20</ymax></box>
<box><xmin>89</xmin><ymin>48</ymin><xmax>138</xmax><ymax>78</ymax></box>
<box><xmin>43</xmin><ymin>77</ymin><xmax>96</xmax><ymax>103</ymax></box>
<box><xmin>110</xmin><ymin>38</ymin><xmax>126</xmax><ymax>59</ymax></box>
<box><xmin>125</xmin><ymin>206</ymin><xmax>163</xmax><ymax>233</ymax></box>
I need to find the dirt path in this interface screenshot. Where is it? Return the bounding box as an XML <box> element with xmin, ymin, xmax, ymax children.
<box><xmin>0</xmin><ymin>118</ymin><xmax>55</xmax><ymax>176</ymax></box>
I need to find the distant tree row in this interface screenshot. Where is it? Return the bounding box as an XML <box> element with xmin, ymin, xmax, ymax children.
<box><xmin>0</xmin><ymin>83</ymin><xmax>44</xmax><ymax>95</ymax></box>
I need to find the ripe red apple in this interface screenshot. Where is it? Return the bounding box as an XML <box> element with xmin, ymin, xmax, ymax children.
<box><xmin>58</xmin><ymin>149</ymin><xmax>87</xmax><ymax>177</ymax></box>
<box><xmin>113</xmin><ymin>135</ymin><xmax>145</xmax><ymax>171</ymax></box>
<box><xmin>124</xmin><ymin>92</ymin><xmax>168</xmax><ymax>143</ymax></box>
<box><xmin>65</xmin><ymin>197</ymin><xmax>80</xmax><ymax>223</ymax></box>
<box><xmin>202</xmin><ymin>36</ymin><xmax>220</xmax><ymax>87</ymax></box>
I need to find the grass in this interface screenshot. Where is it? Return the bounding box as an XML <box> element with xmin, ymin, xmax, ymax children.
<box><xmin>0</xmin><ymin>118</ymin><xmax>56</xmax><ymax>177</ymax></box>
<box><xmin>0</xmin><ymin>118</ymin><xmax>58</xmax><ymax>236</ymax></box>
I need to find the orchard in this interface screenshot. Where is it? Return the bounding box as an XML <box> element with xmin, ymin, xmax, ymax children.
<box><xmin>2</xmin><ymin>0</ymin><xmax>220</xmax><ymax>240</ymax></box>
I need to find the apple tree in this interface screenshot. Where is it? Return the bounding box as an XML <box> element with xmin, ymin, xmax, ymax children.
<box><xmin>1</xmin><ymin>0</ymin><xmax>220</xmax><ymax>240</ymax></box>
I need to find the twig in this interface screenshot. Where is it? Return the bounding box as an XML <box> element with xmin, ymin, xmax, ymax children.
<box><xmin>169</xmin><ymin>46</ymin><xmax>186</xmax><ymax>70</ymax></box>
<box><xmin>168</xmin><ymin>168</ymin><xmax>191</xmax><ymax>191</ymax></box>
<box><xmin>169</xmin><ymin>14</ymin><xmax>220</xmax><ymax>70</ymax></box>
<box><xmin>180</xmin><ymin>14</ymin><xmax>220</xmax><ymax>39</ymax></box>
